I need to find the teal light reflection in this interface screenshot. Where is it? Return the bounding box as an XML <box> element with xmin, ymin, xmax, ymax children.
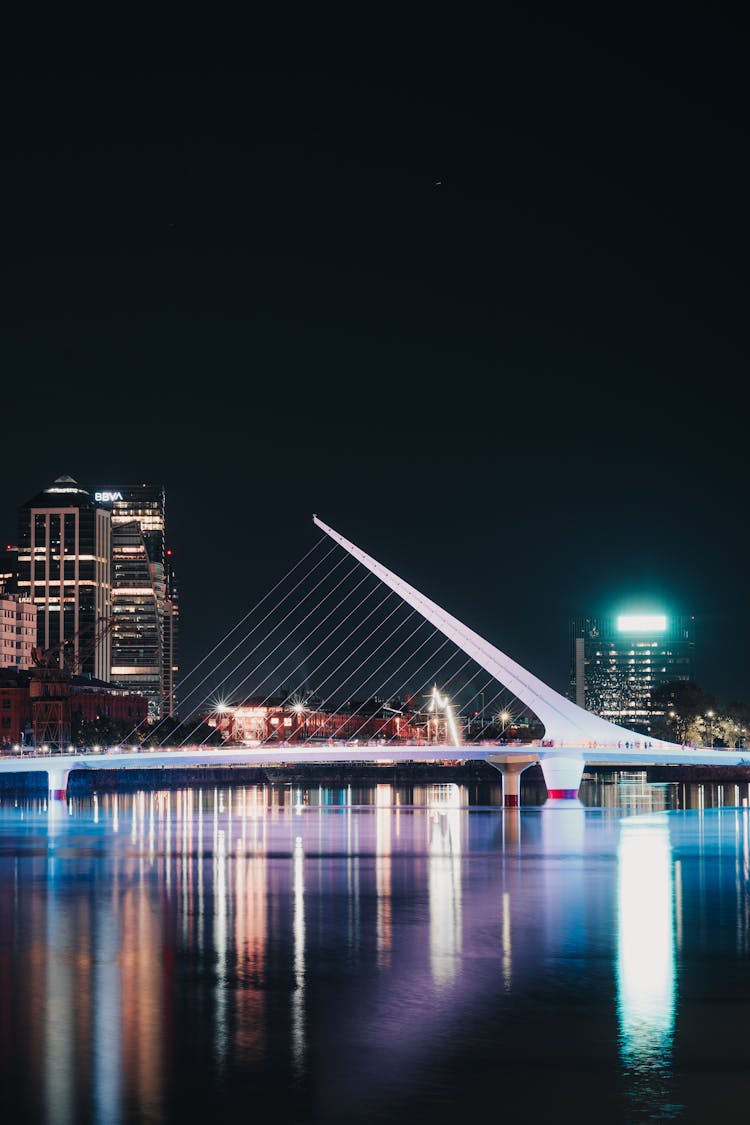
<box><xmin>616</xmin><ymin>814</ymin><xmax>679</xmax><ymax>1117</ymax></box>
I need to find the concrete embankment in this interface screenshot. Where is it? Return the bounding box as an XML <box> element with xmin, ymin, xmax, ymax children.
<box><xmin>4</xmin><ymin>761</ymin><xmax>749</xmax><ymax>797</ymax></box>
<box><xmin>0</xmin><ymin>760</ymin><xmax>501</xmax><ymax>795</ymax></box>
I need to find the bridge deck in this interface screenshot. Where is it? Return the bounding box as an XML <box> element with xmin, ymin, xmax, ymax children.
<box><xmin>1</xmin><ymin>744</ymin><xmax>748</xmax><ymax>775</ymax></box>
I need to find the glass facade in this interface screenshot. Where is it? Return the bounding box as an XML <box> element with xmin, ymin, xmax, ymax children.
<box><xmin>17</xmin><ymin>476</ymin><xmax>112</xmax><ymax>680</ymax></box>
<box><xmin>569</xmin><ymin>614</ymin><xmax>695</xmax><ymax>734</ymax></box>
<box><xmin>95</xmin><ymin>485</ymin><xmax>178</xmax><ymax>719</ymax></box>
<box><xmin>110</xmin><ymin>520</ymin><xmax>162</xmax><ymax>709</ymax></box>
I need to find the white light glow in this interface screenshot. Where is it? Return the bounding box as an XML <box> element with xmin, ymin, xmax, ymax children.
<box><xmin>617</xmin><ymin>615</ymin><xmax>667</xmax><ymax>633</ymax></box>
<box><xmin>431</xmin><ymin>686</ymin><xmax>461</xmax><ymax>746</ymax></box>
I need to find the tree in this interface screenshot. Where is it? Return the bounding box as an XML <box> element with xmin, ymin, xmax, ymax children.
<box><xmin>720</xmin><ymin>701</ymin><xmax>750</xmax><ymax>748</ymax></box>
<box><xmin>650</xmin><ymin>681</ymin><xmax>717</xmax><ymax>744</ymax></box>
<box><xmin>71</xmin><ymin>713</ymin><xmax>136</xmax><ymax>749</ymax></box>
<box><xmin>140</xmin><ymin>715</ymin><xmax>224</xmax><ymax>749</ymax></box>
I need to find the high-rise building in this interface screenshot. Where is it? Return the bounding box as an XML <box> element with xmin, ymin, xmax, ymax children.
<box><xmin>569</xmin><ymin>613</ymin><xmax>695</xmax><ymax>734</ymax></box>
<box><xmin>163</xmin><ymin>543</ymin><xmax>179</xmax><ymax>714</ymax></box>
<box><xmin>17</xmin><ymin>475</ymin><xmax>112</xmax><ymax>679</ymax></box>
<box><xmin>94</xmin><ymin>485</ymin><xmax>178</xmax><ymax>718</ymax></box>
<box><xmin>0</xmin><ymin>546</ymin><xmax>18</xmax><ymax>595</ymax></box>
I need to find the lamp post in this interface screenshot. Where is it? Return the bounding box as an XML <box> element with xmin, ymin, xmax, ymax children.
<box><xmin>292</xmin><ymin>701</ymin><xmax>307</xmax><ymax>741</ymax></box>
<box><xmin>498</xmin><ymin>710</ymin><xmax>512</xmax><ymax>741</ymax></box>
<box><xmin>214</xmin><ymin>701</ymin><xmax>230</xmax><ymax>743</ymax></box>
<box><xmin>706</xmin><ymin>709</ymin><xmax>715</xmax><ymax>747</ymax></box>
<box><xmin>383</xmin><ymin>703</ymin><xmax>403</xmax><ymax>743</ymax></box>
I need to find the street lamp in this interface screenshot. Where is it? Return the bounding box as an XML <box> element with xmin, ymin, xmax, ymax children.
<box><xmin>706</xmin><ymin>710</ymin><xmax>715</xmax><ymax>747</ymax></box>
<box><xmin>383</xmin><ymin>703</ymin><xmax>403</xmax><ymax>743</ymax></box>
<box><xmin>211</xmin><ymin>701</ymin><xmax>231</xmax><ymax>743</ymax></box>
<box><xmin>498</xmin><ymin>710</ymin><xmax>512</xmax><ymax>740</ymax></box>
<box><xmin>292</xmin><ymin>701</ymin><xmax>307</xmax><ymax>741</ymax></box>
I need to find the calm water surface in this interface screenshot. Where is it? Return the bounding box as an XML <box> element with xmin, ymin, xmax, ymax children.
<box><xmin>2</xmin><ymin>773</ymin><xmax>750</xmax><ymax>1123</ymax></box>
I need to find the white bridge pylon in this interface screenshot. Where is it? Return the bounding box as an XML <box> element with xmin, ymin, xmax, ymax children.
<box><xmin>313</xmin><ymin>516</ymin><xmax>680</xmax><ymax>754</ymax></box>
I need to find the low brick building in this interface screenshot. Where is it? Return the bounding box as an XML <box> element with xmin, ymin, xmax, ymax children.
<box><xmin>0</xmin><ymin>668</ymin><xmax>148</xmax><ymax>751</ymax></box>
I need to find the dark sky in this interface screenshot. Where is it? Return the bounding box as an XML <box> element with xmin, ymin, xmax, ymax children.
<box><xmin>1</xmin><ymin>4</ymin><xmax>748</xmax><ymax>704</ymax></box>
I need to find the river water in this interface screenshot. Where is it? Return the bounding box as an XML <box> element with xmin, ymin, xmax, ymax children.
<box><xmin>2</xmin><ymin>772</ymin><xmax>750</xmax><ymax>1123</ymax></box>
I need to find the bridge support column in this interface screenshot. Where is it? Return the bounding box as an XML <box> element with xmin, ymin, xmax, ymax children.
<box><xmin>486</xmin><ymin>757</ymin><xmax>538</xmax><ymax>807</ymax></box>
<box><xmin>539</xmin><ymin>756</ymin><xmax>585</xmax><ymax>800</ymax></box>
<box><xmin>47</xmin><ymin>766</ymin><xmax>71</xmax><ymax>802</ymax></box>
<box><xmin>495</xmin><ymin>762</ymin><xmax>527</xmax><ymax>807</ymax></box>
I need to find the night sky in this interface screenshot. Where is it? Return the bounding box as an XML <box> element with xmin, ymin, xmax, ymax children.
<box><xmin>1</xmin><ymin>5</ymin><xmax>747</xmax><ymax>704</ymax></box>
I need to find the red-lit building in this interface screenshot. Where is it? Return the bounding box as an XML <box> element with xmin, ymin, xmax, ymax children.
<box><xmin>0</xmin><ymin>668</ymin><xmax>148</xmax><ymax>751</ymax></box>
<box><xmin>70</xmin><ymin>677</ymin><xmax>149</xmax><ymax>726</ymax></box>
<box><xmin>0</xmin><ymin>671</ymin><xmax>28</xmax><ymax>749</ymax></box>
<box><xmin>203</xmin><ymin>699</ymin><xmax>426</xmax><ymax>746</ymax></box>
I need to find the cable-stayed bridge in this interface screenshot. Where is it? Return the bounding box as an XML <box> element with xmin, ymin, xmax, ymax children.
<box><xmin>1</xmin><ymin>517</ymin><xmax>747</xmax><ymax>805</ymax></box>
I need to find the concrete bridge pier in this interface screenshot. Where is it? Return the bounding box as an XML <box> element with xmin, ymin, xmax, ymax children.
<box><xmin>47</xmin><ymin>765</ymin><xmax>71</xmax><ymax>803</ymax></box>
<box><xmin>539</xmin><ymin>755</ymin><xmax>585</xmax><ymax>800</ymax></box>
<box><xmin>487</xmin><ymin>756</ymin><xmax>538</xmax><ymax>807</ymax></box>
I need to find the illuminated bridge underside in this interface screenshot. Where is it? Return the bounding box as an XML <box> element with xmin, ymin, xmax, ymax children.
<box><xmin>1</xmin><ymin>745</ymin><xmax>747</xmax><ymax>806</ymax></box>
<box><xmin>313</xmin><ymin>516</ymin><xmax>680</xmax><ymax>752</ymax></box>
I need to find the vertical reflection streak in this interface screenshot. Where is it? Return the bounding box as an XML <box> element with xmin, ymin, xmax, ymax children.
<box><xmin>346</xmin><ymin>787</ymin><xmax>360</xmax><ymax>960</ymax></box>
<box><xmin>617</xmin><ymin>815</ymin><xmax>678</xmax><ymax>1118</ymax></box>
<box><xmin>181</xmin><ymin>789</ymin><xmax>191</xmax><ymax>950</ymax></box>
<box><xmin>744</xmin><ymin>808</ymin><xmax>750</xmax><ymax>954</ymax></box>
<box><xmin>44</xmin><ymin>857</ymin><xmax>74</xmax><ymax>1125</ymax></box>
<box><xmin>292</xmin><ymin>835</ymin><xmax>306</xmax><ymax>1075</ymax></box>
<box><xmin>148</xmin><ymin>792</ymin><xmax>155</xmax><ymax>863</ymax></box>
<box><xmin>674</xmin><ymin>860</ymin><xmax>682</xmax><ymax>953</ymax></box>
<box><xmin>734</xmin><ymin>809</ymin><xmax>742</xmax><ymax>953</ymax></box>
<box><xmin>233</xmin><ymin>790</ymin><xmax>267</xmax><ymax>1061</ymax></box>
<box><xmin>164</xmin><ymin>793</ymin><xmax>171</xmax><ymax>893</ymax></box>
<box><xmin>376</xmin><ymin>784</ymin><xmax>392</xmax><ymax>969</ymax></box>
<box><xmin>93</xmin><ymin>905</ymin><xmax>122</xmax><ymax>1125</ymax></box>
<box><xmin>198</xmin><ymin>795</ymin><xmax>204</xmax><ymax>954</ymax></box>
<box><xmin>501</xmin><ymin>890</ymin><xmax>512</xmax><ymax>991</ymax></box>
<box><xmin>213</xmin><ymin>788</ymin><xmax>228</xmax><ymax>1069</ymax></box>
<box><xmin>427</xmin><ymin>785</ymin><xmax>462</xmax><ymax>987</ymax></box>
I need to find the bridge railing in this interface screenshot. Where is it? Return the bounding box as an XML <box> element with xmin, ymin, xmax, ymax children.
<box><xmin>1</xmin><ymin>737</ymin><xmax>717</xmax><ymax>759</ymax></box>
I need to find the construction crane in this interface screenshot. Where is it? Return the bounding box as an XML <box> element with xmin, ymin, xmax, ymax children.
<box><xmin>30</xmin><ymin>616</ymin><xmax>114</xmax><ymax>751</ymax></box>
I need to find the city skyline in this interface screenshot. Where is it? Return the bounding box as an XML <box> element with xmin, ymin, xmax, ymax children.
<box><xmin>1</xmin><ymin>7</ymin><xmax>747</xmax><ymax>705</ymax></box>
<box><xmin>0</xmin><ymin>470</ymin><xmax>744</xmax><ymax>714</ymax></box>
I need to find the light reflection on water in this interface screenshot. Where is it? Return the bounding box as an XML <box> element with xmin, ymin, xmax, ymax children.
<box><xmin>617</xmin><ymin>815</ymin><xmax>677</xmax><ymax>1117</ymax></box>
<box><xmin>2</xmin><ymin>776</ymin><xmax>750</xmax><ymax>1122</ymax></box>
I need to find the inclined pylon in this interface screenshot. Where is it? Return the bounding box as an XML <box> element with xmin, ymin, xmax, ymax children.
<box><xmin>313</xmin><ymin>516</ymin><xmax>678</xmax><ymax>751</ymax></box>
